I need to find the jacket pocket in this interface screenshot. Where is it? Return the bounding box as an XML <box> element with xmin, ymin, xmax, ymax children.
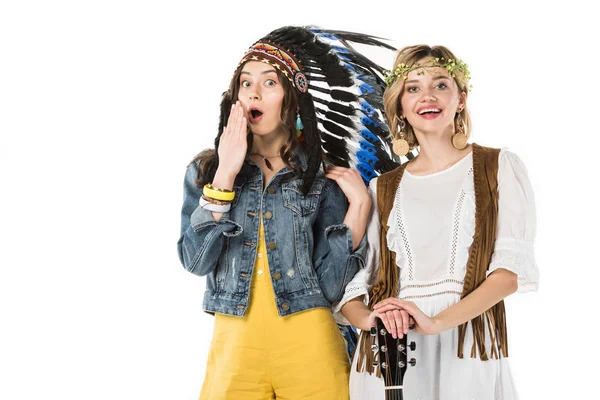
<box><xmin>281</xmin><ymin>179</ymin><xmax>324</xmax><ymax>216</ymax></box>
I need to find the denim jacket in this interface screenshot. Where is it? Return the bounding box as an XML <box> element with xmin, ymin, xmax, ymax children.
<box><xmin>177</xmin><ymin>153</ymin><xmax>366</xmax><ymax>317</ymax></box>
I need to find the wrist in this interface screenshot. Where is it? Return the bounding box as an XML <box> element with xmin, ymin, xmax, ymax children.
<box><xmin>348</xmin><ymin>193</ymin><xmax>371</xmax><ymax>209</ymax></box>
<box><xmin>431</xmin><ymin>315</ymin><xmax>447</xmax><ymax>334</ymax></box>
<box><xmin>213</xmin><ymin>169</ymin><xmax>237</xmax><ymax>190</ymax></box>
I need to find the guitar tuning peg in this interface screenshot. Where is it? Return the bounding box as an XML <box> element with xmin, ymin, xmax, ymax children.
<box><xmin>409</xmin><ymin>358</ymin><xmax>416</xmax><ymax>367</ymax></box>
<box><xmin>370</xmin><ymin>344</ymin><xmax>378</xmax><ymax>351</ymax></box>
<box><xmin>380</xmin><ymin>345</ymin><xmax>388</xmax><ymax>353</ymax></box>
<box><xmin>372</xmin><ymin>361</ymin><xmax>379</xmax><ymax>367</ymax></box>
<box><xmin>381</xmin><ymin>362</ymin><xmax>388</xmax><ymax>369</ymax></box>
<box><xmin>409</xmin><ymin>341</ymin><xmax>416</xmax><ymax>351</ymax></box>
<box><xmin>380</xmin><ymin>328</ymin><xmax>388</xmax><ymax>336</ymax></box>
<box><xmin>397</xmin><ymin>344</ymin><xmax>405</xmax><ymax>352</ymax></box>
<box><xmin>370</xmin><ymin>327</ymin><xmax>377</xmax><ymax>336</ymax></box>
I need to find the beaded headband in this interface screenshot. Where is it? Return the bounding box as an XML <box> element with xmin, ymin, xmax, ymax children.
<box><xmin>237</xmin><ymin>41</ymin><xmax>308</xmax><ymax>93</ymax></box>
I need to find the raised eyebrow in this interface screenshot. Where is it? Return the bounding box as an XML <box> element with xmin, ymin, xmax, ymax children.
<box><xmin>405</xmin><ymin>76</ymin><xmax>451</xmax><ymax>84</ymax></box>
<box><xmin>240</xmin><ymin>69</ymin><xmax>278</xmax><ymax>76</ymax></box>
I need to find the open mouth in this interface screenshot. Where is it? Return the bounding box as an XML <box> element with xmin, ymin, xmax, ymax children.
<box><xmin>417</xmin><ymin>107</ymin><xmax>442</xmax><ymax>119</ymax></box>
<box><xmin>417</xmin><ymin>108</ymin><xmax>442</xmax><ymax>115</ymax></box>
<box><xmin>248</xmin><ymin>107</ymin><xmax>264</xmax><ymax>123</ymax></box>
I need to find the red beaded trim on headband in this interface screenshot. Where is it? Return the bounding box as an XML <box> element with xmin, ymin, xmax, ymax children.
<box><xmin>237</xmin><ymin>41</ymin><xmax>308</xmax><ymax>93</ymax></box>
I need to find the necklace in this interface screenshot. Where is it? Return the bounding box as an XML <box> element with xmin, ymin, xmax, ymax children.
<box><xmin>248</xmin><ymin>152</ymin><xmax>282</xmax><ymax>171</ymax></box>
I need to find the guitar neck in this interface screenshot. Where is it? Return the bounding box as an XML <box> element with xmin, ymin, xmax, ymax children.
<box><xmin>384</xmin><ymin>386</ymin><xmax>403</xmax><ymax>400</ymax></box>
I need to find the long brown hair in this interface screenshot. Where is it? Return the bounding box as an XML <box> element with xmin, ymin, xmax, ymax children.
<box><xmin>191</xmin><ymin>62</ymin><xmax>301</xmax><ymax>188</ymax></box>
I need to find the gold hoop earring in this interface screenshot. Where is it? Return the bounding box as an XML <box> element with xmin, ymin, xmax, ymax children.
<box><xmin>451</xmin><ymin>113</ymin><xmax>468</xmax><ymax>150</ymax></box>
<box><xmin>393</xmin><ymin>116</ymin><xmax>409</xmax><ymax>157</ymax></box>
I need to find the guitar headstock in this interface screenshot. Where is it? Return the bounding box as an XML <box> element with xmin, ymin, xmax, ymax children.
<box><xmin>370</xmin><ymin>318</ymin><xmax>416</xmax><ymax>399</ymax></box>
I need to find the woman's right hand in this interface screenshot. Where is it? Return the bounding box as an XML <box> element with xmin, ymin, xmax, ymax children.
<box><xmin>215</xmin><ymin>101</ymin><xmax>248</xmax><ymax>182</ymax></box>
<box><xmin>367</xmin><ymin>307</ymin><xmax>412</xmax><ymax>339</ymax></box>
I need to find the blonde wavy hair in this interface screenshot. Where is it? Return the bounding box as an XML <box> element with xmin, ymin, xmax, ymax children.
<box><xmin>383</xmin><ymin>45</ymin><xmax>472</xmax><ymax>149</ymax></box>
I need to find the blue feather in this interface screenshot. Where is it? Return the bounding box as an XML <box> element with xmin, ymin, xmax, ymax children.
<box><xmin>360</xmin><ymin>115</ymin><xmax>380</xmax><ymax>128</ymax></box>
<box><xmin>331</xmin><ymin>45</ymin><xmax>351</xmax><ymax>54</ymax></box>
<box><xmin>359</xmin><ymin>140</ymin><xmax>376</xmax><ymax>152</ymax></box>
<box><xmin>357</xmin><ymin>164</ymin><xmax>376</xmax><ymax>183</ymax></box>
<box><xmin>359</xmin><ymin>100</ymin><xmax>376</xmax><ymax>117</ymax></box>
<box><xmin>360</xmin><ymin>128</ymin><xmax>380</xmax><ymax>143</ymax></box>
<box><xmin>341</xmin><ymin>62</ymin><xmax>357</xmax><ymax>72</ymax></box>
<box><xmin>359</xmin><ymin>83</ymin><xmax>375</xmax><ymax>95</ymax></box>
<box><xmin>313</xmin><ymin>32</ymin><xmax>339</xmax><ymax>41</ymax></box>
<box><xmin>357</xmin><ymin>149</ymin><xmax>379</xmax><ymax>166</ymax></box>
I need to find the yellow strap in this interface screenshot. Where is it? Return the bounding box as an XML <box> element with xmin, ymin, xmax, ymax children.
<box><xmin>203</xmin><ymin>184</ymin><xmax>235</xmax><ymax>201</ymax></box>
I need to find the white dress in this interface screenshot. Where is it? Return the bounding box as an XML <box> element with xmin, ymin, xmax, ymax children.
<box><xmin>334</xmin><ymin>149</ymin><xmax>538</xmax><ymax>400</ymax></box>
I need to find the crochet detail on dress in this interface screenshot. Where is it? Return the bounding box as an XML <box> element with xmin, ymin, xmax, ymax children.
<box><xmin>401</xmin><ymin>278</ymin><xmax>464</xmax><ymax>289</ymax></box>
<box><xmin>449</xmin><ymin>167</ymin><xmax>473</xmax><ymax>276</ymax></box>
<box><xmin>402</xmin><ymin>290</ymin><xmax>462</xmax><ymax>300</ymax></box>
<box><xmin>345</xmin><ymin>285</ymin><xmax>366</xmax><ymax>294</ymax></box>
<box><xmin>395</xmin><ymin>189</ymin><xmax>414</xmax><ymax>280</ymax></box>
<box><xmin>449</xmin><ymin>190</ymin><xmax>466</xmax><ymax>276</ymax></box>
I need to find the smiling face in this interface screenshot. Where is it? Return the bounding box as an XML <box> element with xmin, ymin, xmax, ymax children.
<box><xmin>237</xmin><ymin>61</ymin><xmax>287</xmax><ymax>138</ymax></box>
<box><xmin>400</xmin><ymin>57</ymin><xmax>466</xmax><ymax>137</ymax></box>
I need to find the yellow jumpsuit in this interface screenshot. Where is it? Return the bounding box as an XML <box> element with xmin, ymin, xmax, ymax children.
<box><xmin>200</xmin><ymin>222</ymin><xmax>350</xmax><ymax>400</ymax></box>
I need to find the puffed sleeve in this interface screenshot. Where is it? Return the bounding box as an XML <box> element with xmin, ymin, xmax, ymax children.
<box><xmin>333</xmin><ymin>178</ymin><xmax>381</xmax><ymax>324</ymax></box>
<box><xmin>488</xmin><ymin>149</ymin><xmax>539</xmax><ymax>292</ymax></box>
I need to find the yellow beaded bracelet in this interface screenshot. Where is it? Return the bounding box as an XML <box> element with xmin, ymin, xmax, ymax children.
<box><xmin>203</xmin><ymin>183</ymin><xmax>235</xmax><ymax>202</ymax></box>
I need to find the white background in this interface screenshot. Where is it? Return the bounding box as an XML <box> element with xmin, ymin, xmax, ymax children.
<box><xmin>0</xmin><ymin>0</ymin><xmax>597</xmax><ymax>399</ymax></box>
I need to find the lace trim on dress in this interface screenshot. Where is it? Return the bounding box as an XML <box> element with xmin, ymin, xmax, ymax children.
<box><xmin>453</xmin><ymin>167</ymin><xmax>476</xmax><ymax>278</ymax></box>
<box><xmin>402</xmin><ymin>290</ymin><xmax>462</xmax><ymax>300</ymax></box>
<box><xmin>449</xmin><ymin>189</ymin><xmax>466</xmax><ymax>276</ymax></box>
<box><xmin>402</xmin><ymin>278</ymin><xmax>464</xmax><ymax>289</ymax></box>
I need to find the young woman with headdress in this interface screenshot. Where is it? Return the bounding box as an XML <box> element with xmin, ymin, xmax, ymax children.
<box><xmin>336</xmin><ymin>45</ymin><xmax>539</xmax><ymax>399</ymax></box>
<box><xmin>177</xmin><ymin>26</ymin><xmax>399</xmax><ymax>399</ymax></box>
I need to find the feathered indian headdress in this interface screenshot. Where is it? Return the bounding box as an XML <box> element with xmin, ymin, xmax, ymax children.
<box><xmin>223</xmin><ymin>26</ymin><xmax>416</xmax><ymax>187</ymax></box>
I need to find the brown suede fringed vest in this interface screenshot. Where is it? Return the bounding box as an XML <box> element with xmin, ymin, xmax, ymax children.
<box><xmin>356</xmin><ymin>143</ymin><xmax>505</xmax><ymax>374</ymax></box>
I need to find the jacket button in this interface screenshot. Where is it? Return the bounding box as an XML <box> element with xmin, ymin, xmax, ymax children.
<box><xmin>281</xmin><ymin>303</ymin><xmax>290</xmax><ymax>311</ymax></box>
<box><xmin>268</xmin><ymin>187</ymin><xmax>276</xmax><ymax>194</ymax></box>
<box><xmin>236</xmin><ymin>304</ymin><xmax>245</xmax><ymax>309</ymax></box>
<box><xmin>273</xmin><ymin>272</ymin><xmax>281</xmax><ymax>280</ymax></box>
<box><xmin>267</xmin><ymin>242</ymin><xmax>277</xmax><ymax>250</ymax></box>
<box><xmin>264</xmin><ymin>211</ymin><xmax>272</xmax><ymax>220</ymax></box>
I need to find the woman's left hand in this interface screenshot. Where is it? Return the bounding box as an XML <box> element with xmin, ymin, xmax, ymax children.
<box><xmin>324</xmin><ymin>165</ymin><xmax>370</xmax><ymax>206</ymax></box>
<box><xmin>373</xmin><ymin>298</ymin><xmax>442</xmax><ymax>336</ymax></box>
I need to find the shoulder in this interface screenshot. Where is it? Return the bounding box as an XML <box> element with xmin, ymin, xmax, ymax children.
<box><xmin>498</xmin><ymin>147</ymin><xmax>525</xmax><ymax>165</ymax></box>
<box><xmin>372</xmin><ymin>164</ymin><xmax>407</xmax><ymax>191</ymax></box>
<box><xmin>319</xmin><ymin>175</ymin><xmax>338</xmax><ymax>195</ymax></box>
<box><xmin>368</xmin><ymin>176</ymin><xmax>379</xmax><ymax>195</ymax></box>
<box><xmin>497</xmin><ymin>148</ymin><xmax>531</xmax><ymax>181</ymax></box>
<box><xmin>472</xmin><ymin>142</ymin><xmax>501</xmax><ymax>164</ymax></box>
